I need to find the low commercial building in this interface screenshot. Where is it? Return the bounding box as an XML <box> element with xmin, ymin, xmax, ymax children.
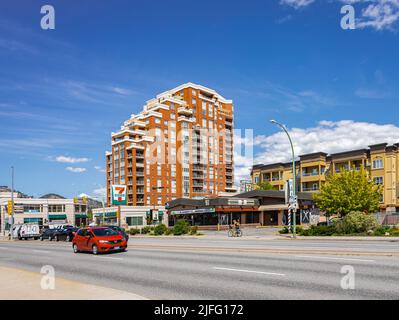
<box><xmin>251</xmin><ymin>143</ymin><xmax>399</xmax><ymax>213</ymax></box>
<box><xmin>165</xmin><ymin>191</ymin><xmax>318</xmax><ymax>229</ymax></box>
<box><xmin>92</xmin><ymin>205</ymin><xmax>166</xmax><ymax>229</ymax></box>
<box><xmin>0</xmin><ymin>197</ymin><xmax>88</xmax><ymax>232</ymax></box>
<box><xmin>166</xmin><ymin>197</ymin><xmax>260</xmax><ymax>229</ymax></box>
<box><xmin>234</xmin><ymin>190</ymin><xmax>319</xmax><ymax>226</ymax></box>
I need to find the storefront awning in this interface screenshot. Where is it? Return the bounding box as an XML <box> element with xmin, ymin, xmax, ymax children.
<box><xmin>94</xmin><ymin>212</ymin><xmax>117</xmax><ymax>218</ymax></box>
<box><xmin>258</xmin><ymin>204</ymin><xmax>288</xmax><ymax>212</ymax></box>
<box><xmin>48</xmin><ymin>214</ymin><xmax>67</xmax><ymax>219</ymax></box>
<box><xmin>170</xmin><ymin>208</ymin><xmax>215</xmax><ymax>215</ymax></box>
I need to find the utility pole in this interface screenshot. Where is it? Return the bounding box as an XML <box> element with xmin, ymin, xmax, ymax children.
<box><xmin>270</xmin><ymin>120</ymin><xmax>297</xmax><ymax>239</ymax></box>
<box><xmin>151</xmin><ymin>186</ymin><xmax>164</xmax><ymax>225</ymax></box>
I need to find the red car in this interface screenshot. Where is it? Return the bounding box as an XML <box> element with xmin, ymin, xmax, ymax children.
<box><xmin>72</xmin><ymin>227</ymin><xmax>128</xmax><ymax>255</ymax></box>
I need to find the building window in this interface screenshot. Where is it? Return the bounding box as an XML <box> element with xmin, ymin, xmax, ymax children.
<box><xmin>374</xmin><ymin>176</ymin><xmax>384</xmax><ymax>185</ymax></box>
<box><xmin>48</xmin><ymin>205</ymin><xmax>65</xmax><ymax>213</ymax></box>
<box><xmin>126</xmin><ymin>216</ymin><xmax>144</xmax><ymax>226</ymax></box>
<box><xmin>372</xmin><ymin>159</ymin><xmax>383</xmax><ymax>169</ymax></box>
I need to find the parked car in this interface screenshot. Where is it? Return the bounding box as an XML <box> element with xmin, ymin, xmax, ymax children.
<box><xmin>105</xmin><ymin>225</ymin><xmax>129</xmax><ymax>241</ymax></box>
<box><xmin>11</xmin><ymin>224</ymin><xmax>41</xmax><ymax>240</ymax></box>
<box><xmin>53</xmin><ymin>226</ymin><xmax>78</xmax><ymax>242</ymax></box>
<box><xmin>40</xmin><ymin>228</ymin><xmax>58</xmax><ymax>241</ymax></box>
<box><xmin>72</xmin><ymin>227</ymin><xmax>128</xmax><ymax>255</ymax></box>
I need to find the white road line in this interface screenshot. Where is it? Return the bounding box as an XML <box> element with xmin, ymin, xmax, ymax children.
<box><xmin>0</xmin><ymin>247</ymin><xmax>9</xmax><ymax>250</ymax></box>
<box><xmin>295</xmin><ymin>255</ymin><xmax>375</xmax><ymax>263</ymax></box>
<box><xmin>213</xmin><ymin>267</ymin><xmax>285</xmax><ymax>276</ymax></box>
<box><xmin>33</xmin><ymin>250</ymin><xmax>50</xmax><ymax>254</ymax></box>
<box><xmin>95</xmin><ymin>256</ymin><xmax>124</xmax><ymax>261</ymax></box>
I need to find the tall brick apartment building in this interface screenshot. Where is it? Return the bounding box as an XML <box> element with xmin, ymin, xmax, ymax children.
<box><xmin>106</xmin><ymin>83</ymin><xmax>235</xmax><ymax>207</ymax></box>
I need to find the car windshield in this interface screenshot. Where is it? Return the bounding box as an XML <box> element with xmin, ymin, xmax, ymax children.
<box><xmin>92</xmin><ymin>228</ymin><xmax>118</xmax><ymax>237</ymax></box>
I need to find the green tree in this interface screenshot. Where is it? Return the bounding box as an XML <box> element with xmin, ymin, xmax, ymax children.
<box><xmin>87</xmin><ymin>208</ymin><xmax>93</xmax><ymax>221</ymax></box>
<box><xmin>256</xmin><ymin>181</ymin><xmax>274</xmax><ymax>190</ymax></box>
<box><xmin>313</xmin><ymin>168</ymin><xmax>382</xmax><ymax>216</ymax></box>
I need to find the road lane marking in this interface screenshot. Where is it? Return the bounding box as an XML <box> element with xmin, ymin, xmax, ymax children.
<box><xmin>295</xmin><ymin>255</ymin><xmax>375</xmax><ymax>263</ymax></box>
<box><xmin>213</xmin><ymin>267</ymin><xmax>285</xmax><ymax>276</ymax></box>
<box><xmin>95</xmin><ymin>256</ymin><xmax>124</xmax><ymax>261</ymax></box>
<box><xmin>0</xmin><ymin>247</ymin><xmax>9</xmax><ymax>250</ymax></box>
<box><xmin>33</xmin><ymin>250</ymin><xmax>50</xmax><ymax>254</ymax></box>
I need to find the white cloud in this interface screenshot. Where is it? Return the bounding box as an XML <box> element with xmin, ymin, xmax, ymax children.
<box><xmin>56</xmin><ymin>155</ymin><xmax>90</xmax><ymax>163</ymax></box>
<box><xmin>235</xmin><ymin>120</ymin><xmax>399</xmax><ymax>182</ymax></box>
<box><xmin>78</xmin><ymin>193</ymin><xmax>92</xmax><ymax>199</ymax></box>
<box><xmin>93</xmin><ymin>187</ymin><xmax>106</xmax><ymax>198</ymax></box>
<box><xmin>255</xmin><ymin>120</ymin><xmax>399</xmax><ymax>164</ymax></box>
<box><xmin>111</xmin><ymin>87</ymin><xmax>134</xmax><ymax>95</ymax></box>
<box><xmin>66</xmin><ymin>167</ymin><xmax>87</xmax><ymax>173</ymax></box>
<box><xmin>94</xmin><ymin>165</ymin><xmax>106</xmax><ymax>173</ymax></box>
<box><xmin>280</xmin><ymin>0</ymin><xmax>315</xmax><ymax>9</ymax></box>
<box><xmin>281</xmin><ymin>0</ymin><xmax>399</xmax><ymax>31</ymax></box>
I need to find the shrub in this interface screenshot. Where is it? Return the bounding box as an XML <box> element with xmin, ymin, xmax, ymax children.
<box><xmin>164</xmin><ymin>228</ymin><xmax>173</xmax><ymax>235</ymax></box>
<box><xmin>373</xmin><ymin>225</ymin><xmax>391</xmax><ymax>236</ymax></box>
<box><xmin>141</xmin><ymin>226</ymin><xmax>153</xmax><ymax>234</ymax></box>
<box><xmin>338</xmin><ymin>211</ymin><xmax>378</xmax><ymax>234</ymax></box>
<box><xmin>128</xmin><ymin>228</ymin><xmax>140</xmax><ymax>235</ymax></box>
<box><xmin>189</xmin><ymin>226</ymin><xmax>198</xmax><ymax>235</ymax></box>
<box><xmin>172</xmin><ymin>220</ymin><xmax>190</xmax><ymax>236</ymax></box>
<box><xmin>298</xmin><ymin>224</ymin><xmax>338</xmax><ymax>236</ymax></box>
<box><xmin>154</xmin><ymin>224</ymin><xmax>167</xmax><ymax>236</ymax></box>
<box><xmin>279</xmin><ymin>226</ymin><xmax>303</xmax><ymax>234</ymax></box>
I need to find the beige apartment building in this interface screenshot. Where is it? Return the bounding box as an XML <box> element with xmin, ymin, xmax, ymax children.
<box><xmin>106</xmin><ymin>83</ymin><xmax>235</xmax><ymax>207</ymax></box>
<box><xmin>251</xmin><ymin>143</ymin><xmax>399</xmax><ymax>213</ymax></box>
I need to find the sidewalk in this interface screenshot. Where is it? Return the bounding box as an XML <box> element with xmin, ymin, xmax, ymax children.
<box><xmin>279</xmin><ymin>235</ymin><xmax>399</xmax><ymax>241</ymax></box>
<box><xmin>0</xmin><ymin>266</ymin><xmax>147</xmax><ymax>300</ymax></box>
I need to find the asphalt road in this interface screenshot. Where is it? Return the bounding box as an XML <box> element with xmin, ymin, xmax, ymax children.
<box><xmin>0</xmin><ymin>237</ymin><xmax>398</xmax><ymax>299</ymax></box>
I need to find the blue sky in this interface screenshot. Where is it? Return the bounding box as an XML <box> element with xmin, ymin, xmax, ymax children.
<box><xmin>1</xmin><ymin>0</ymin><xmax>399</xmax><ymax>198</ymax></box>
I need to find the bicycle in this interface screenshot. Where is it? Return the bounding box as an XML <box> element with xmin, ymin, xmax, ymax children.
<box><xmin>228</xmin><ymin>227</ymin><xmax>242</xmax><ymax>237</ymax></box>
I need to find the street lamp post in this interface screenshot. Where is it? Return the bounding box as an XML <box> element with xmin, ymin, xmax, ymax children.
<box><xmin>151</xmin><ymin>186</ymin><xmax>164</xmax><ymax>225</ymax></box>
<box><xmin>270</xmin><ymin>120</ymin><xmax>297</xmax><ymax>239</ymax></box>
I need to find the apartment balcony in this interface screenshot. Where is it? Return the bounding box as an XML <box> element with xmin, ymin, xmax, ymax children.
<box><xmin>178</xmin><ymin>107</ymin><xmax>193</xmax><ymax>116</ymax></box>
<box><xmin>136</xmin><ymin>163</ymin><xmax>145</xmax><ymax>168</ymax></box>
<box><xmin>302</xmin><ymin>187</ymin><xmax>320</xmax><ymax>192</ymax></box>
<box><xmin>192</xmin><ymin>182</ymin><xmax>204</xmax><ymax>188</ymax></box>
<box><xmin>192</xmin><ymin>165</ymin><xmax>205</xmax><ymax>171</ymax></box>
<box><xmin>136</xmin><ymin>154</ymin><xmax>144</xmax><ymax>159</ymax></box>
<box><xmin>136</xmin><ymin>188</ymin><xmax>144</xmax><ymax>194</ymax></box>
<box><xmin>192</xmin><ymin>173</ymin><xmax>204</xmax><ymax>179</ymax></box>
<box><xmin>302</xmin><ymin>172</ymin><xmax>320</xmax><ymax>177</ymax></box>
<box><xmin>135</xmin><ymin>172</ymin><xmax>144</xmax><ymax>177</ymax></box>
<box><xmin>178</xmin><ymin>116</ymin><xmax>195</xmax><ymax>123</ymax></box>
<box><xmin>136</xmin><ymin>180</ymin><xmax>144</xmax><ymax>185</ymax></box>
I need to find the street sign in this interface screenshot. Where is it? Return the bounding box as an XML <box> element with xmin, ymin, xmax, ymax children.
<box><xmin>285</xmin><ymin>179</ymin><xmax>293</xmax><ymax>205</ymax></box>
<box><xmin>111</xmin><ymin>185</ymin><xmax>127</xmax><ymax>205</ymax></box>
<box><xmin>7</xmin><ymin>200</ymin><xmax>13</xmax><ymax>215</ymax></box>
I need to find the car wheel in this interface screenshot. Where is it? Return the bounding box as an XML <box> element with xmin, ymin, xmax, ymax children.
<box><xmin>72</xmin><ymin>244</ymin><xmax>79</xmax><ymax>253</ymax></box>
<box><xmin>55</xmin><ymin>236</ymin><xmax>59</xmax><ymax>242</ymax></box>
<box><xmin>66</xmin><ymin>235</ymin><xmax>70</xmax><ymax>242</ymax></box>
<box><xmin>92</xmin><ymin>245</ymin><xmax>98</xmax><ymax>255</ymax></box>
<box><xmin>40</xmin><ymin>236</ymin><xmax>43</xmax><ymax>241</ymax></box>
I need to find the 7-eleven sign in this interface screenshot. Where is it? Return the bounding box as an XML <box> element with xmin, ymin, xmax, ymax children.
<box><xmin>111</xmin><ymin>185</ymin><xmax>127</xmax><ymax>205</ymax></box>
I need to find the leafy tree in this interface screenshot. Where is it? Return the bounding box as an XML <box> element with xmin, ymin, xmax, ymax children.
<box><xmin>87</xmin><ymin>208</ymin><xmax>93</xmax><ymax>221</ymax></box>
<box><xmin>256</xmin><ymin>181</ymin><xmax>274</xmax><ymax>190</ymax></box>
<box><xmin>313</xmin><ymin>168</ymin><xmax>382</xmax><ymax>216</ymax></box>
